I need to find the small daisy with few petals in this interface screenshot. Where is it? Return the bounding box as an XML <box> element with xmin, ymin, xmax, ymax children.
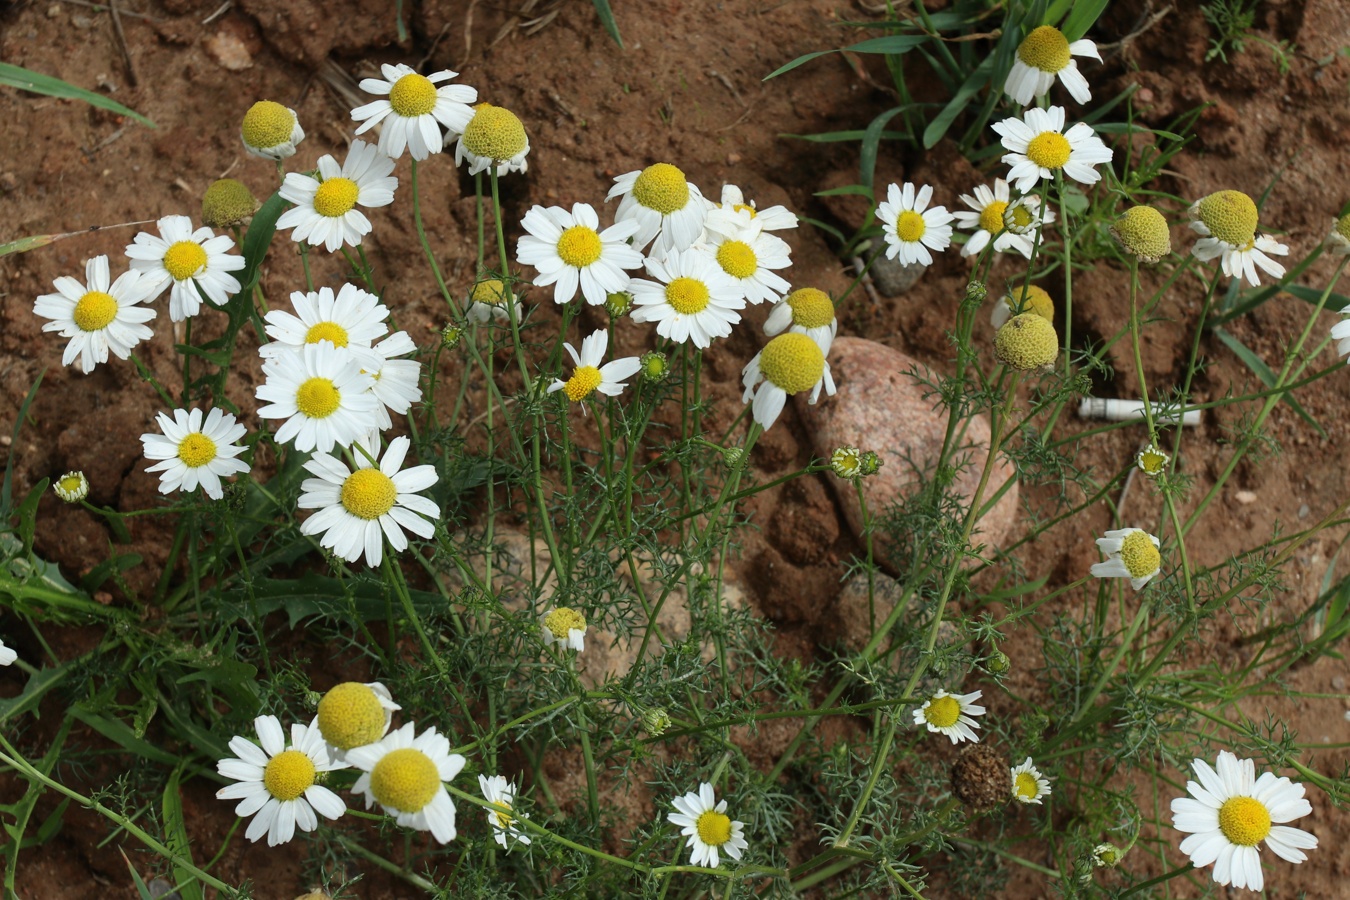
<box><xmin>255</xmin><ymin>341</ymin><xmax>380</xmax><ymax>453</ymax></box>
<box><xmin>125</xmin><ymin>216</ymin><xmax>245</xmax><ymax>322</ymax></box>
<box><xmin>215</xmin><ymin>715</ymin><xmax>346</xmax><ymax>847</ymax></box>
<box><xmin>315</xmin><ymin>681</ymin><xmax>400</xmax><ymax>757</ymax></box>
<box><xmin>240</xmin><ymin>100</ymin><xmax>304</xmax><ymax>160</ymax></box>
<box><xmin>763</xmin><ymin>287</ymin><xmax>837</xmax><ymax>352</ymax></box>
<box><xmin>913</xmin><ymin>689</ymin><xmax>985</xmax><ymax>744</ymax></box>
<box><xmin>1010</xmin><ymin>758</ymin><xmax>1052</xmax><ymax>804</ymax></box>
<box><xmin>1004</xmin><ymin>24</ymin><xmax>1101</xmax><ymax>107</ymax></box>
<box><xmin>277</xmin><ymin>141</ymin><xmax>398</xmax><ymax>253</ymax></box>
<box><xmin>1137</xmin><ymin>443</ymin><xmax>1170</xmax><ymax>477</ymax></box>
<box><xmin>875</xmin><ymin>182</ymin><xmax>954</xmax><ymax>266</ymax></box>
<box><xmin>540</xmin><ymin>606</ymin><xmax>587</xmax><ymax>652</ymax></box>
<box><xmin>607</xmin><ymin>163</ymin><xmax>707</xmax><ymax>256</ymax></box>
<box><xmin>516</xmin><ymin>203</ymin><xmax>643</xmax><ymax>306</ymax></box>
<box><xmin>1091</xmin><ymin>528</ymin><xmax>1161</xmax><ymax>590</ymax></box>
<box><xmin>260</xmin><ymin>284</ymin><xmax>389</xmax><ymax>359</ymax></box>
<box><xmin>479</xmin><ymin>775</ymin><xmax>531</xmax><ymax>848</ymax></box>
<box><xmin>52</xmin><ymin>471</ymin><xmax>89</xmax><ymax>503</ymax></box>
<box><xmin>705</xmin><ymin>223</ymin><xmax>793</xmax><ymax>305</ymax></box>
<box><xmin>348</xmin><ymin>722</ymin><xmax>466</xmax><ymax>844</ymax></box>
<box><xmin>993</xmin><ymin>106</ymin><xmax>1113</xmax><ymax>194</ymax></box>
<box><xmin>1188</xmin><ymin>190</ymin><xmax>1288</xmax><ymax>286</ymax></box>
<box><xmin>629</xmin><ymin>249</ymin><xmax>745</xmax><ymax>349</ymax></box>
<box><xmin>952</xmin><ymin>179</ymin><xmax>1050</xmax><ymax>259</ymax></box>
<box><xmin>547</xmin><ymin>330</ymin><xmax>640</xmax><ymax>409</ymax></box>
<box><xmin>741</xmin><ymin>333</ymin><xmax>835</xmax><ymax>430</ymax></box>
<box><xmin>1171</xmin><ymin>750</ymin><xmax>1318</xmax><ymax>893</ymax></box>
<box><xmin>455</xmin><ymin>103</ymin><xmax>530</xmax><ymax>176</ymax></box>
<box><xmin>33</xmin><ymin>255</ymin><xmax>156</xmax><ymax>374</ymax></box>
<box><xmin>140</xmin><ymin>408</ymin><xmax>249</xmax><ymax>501</ymax></box>
<box><xmin>0</xmin><ymin>638</ymin><xmax>16</xmax><ymax>666</ymax></box>
<box><xmin>704</xmin><ymin>183</ymin><xmax>798</xmax><ymax>239</ymax></box>
<box><xmin>351</xmin><ymin>64</ymin><xmax>477</xmax><ymax>161</ymax></box>
<box><xmin>668</xmin><ymin>783</ymin><xmax>749</xmax><ymax>868</ymax></box>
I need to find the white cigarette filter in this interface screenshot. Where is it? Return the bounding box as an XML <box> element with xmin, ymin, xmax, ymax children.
<box><xmin>1078</xmin><ymin>398</ymin><xmax>1201</xmax><ymax>426</ymax></box>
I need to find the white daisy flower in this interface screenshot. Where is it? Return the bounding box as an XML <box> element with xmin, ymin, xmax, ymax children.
<box><xmin>875</xmin><ymin>182</ymin><xmax>955</xmax><ymax>266</ymax></box>
<box><xmin>52</xmin><ymin>471</ymin><xmax>89</xmax><ymax>503</ymax></box>
<box><xmin>1004</xmin><ymin>24</ymin><xmax>1101</xmax><ymax>107</ymax></box>
<box><xmin>540</xmin><ymin>606</ymin><xmax>587</xmax><ymax>652</ymax></box>
<box><xmin>1187</xmin><ymin>190</ymin><xmax>1288</xmax><ymax>287</ymax></box>
<box><xmin>705</xmin><ymin>223</ymin><xmax>793</xmax><ymax>305</ymax></box>
<box><xmin>348</xmin><ymin>722</ymin><xmax>466</xmax><ymax>844</ymax></box>
<box><xmin>454</xmin><ymin>103</ymin><xmax>530</xmax><ymax>177</ymax></box>
<box><xmin>32</xmin><ymin>255</ymin><xmax>156</xmax><ymax>375</ymax></box>
<box><xmin>276</xmin><ymin>140</ymin><xmax>398</xmax><ymax>253</ymax></box>
<box><xmin>260</xmin><ymin>284</ymin><xmax>390</xmax><ymax>359</ymax></box>
<box><xmin>479</xmin><ymin>775</ymin><xmax>531</xmax><ymax>848</ymax></box>
<box><xmin>465</xmin><ymin>278</ymin><xmax>514</xmax><ymax>325</ymax></box>
<box><xmin>516</xmin><ymin>203</ymin><xmax>643</xmax><ymax>306</ymax></box>
<box><xmin>1002</xmin><ymin>194</ymin><xmax>1054</xmax><ymax>237</ymax></box>
<box><xmin>667</xmin><ymin>783</ymin><xmax>749</xmax><ymax>868</ymax></box>
<box><xmin>992</xmin><ymin>106</ymin><xmax>1113</xmax><ymax>194</ymax></box>
<box><xmin>741</xmin><ymin>333</ymin><xmax>836</xmax><ymax>430</ymax></box>
<box><xmin>607</xmin><ymin>163</ymin><xmax>707</xmax><ymax>256</ymax></box>
<box><xmin>1010</xmin><ymin>757</ymin><xmax>1052</xmax><ymax>805</ymax></box>
<box><xmin>355</xmin><ymin>331</ymin><xmax>423</xmax><ymax>431</ymax></box>
<box><xmin>763</xmin><ymin>287</ymin><xmax>837</xmax><ymax>352</ymax></box>
<box><xmin>912</xmin><ymin>688</ymin><xmax>985</xmax><ymax>744</ymax></box>
<box><xmin>351</xmin><ymin>63</ymin><xmax>477</xmax><ymax>161</ymax></box>
<box><xmin>124</xmin><ymin>215</ymin><xmax>245</xmax><ymax>322</ymax></box>
<box><xmin>240</xmin><ymin>100</ymin><xmax>305</xmax><ymax>160</ymax></box>
<box><xmin>1331</xmin><ymin>306</ymin><xmax>1350</xmax><ymax>364</ymax></box>
<box><xmin>1137</xmin><ymin>443</ymin><xmax>1169</xmax><ymax>477</ymax></box>
<box><xmin>140</xmin><ymin>408</ymin><xmax>250</xmax><ymax>501</ymax></box>
<box><xmin>298</xmin><ymin>434</ymin><xmax>439</xmax><ymax>568</ymax></box>
<box><xmin>547</xmin><ymin>330</ymin><xmax>640</xmax><ymax>409</ymax></box>
<box><xmin>255</xmin><ymin>341</ymin><xmax>380</xmax><ymax>453</ymax></box>
<box><xmin>629</xmin><ymin>249</ymin><xmax>745</xmax><ymax>349</ymax></box>
<box><xmin>1090</xmin><ymin>527</ymin><xmax>1161</xmax><ymax>590</ymax></box>
<box><xmin>1170</xmin><ymin>750</ymin><xmax>1318</xmax><ymax>893</ymax></box>
<box><xmin>0</xmin><ymin>638</ymin><xmax>16</xmax><ymax>666</ymax></box>
<box><xmin>704</xmin><ymin>183</ymin><xmax>798</xmax><ymax>239</ymax></box>
<box><xmin>1325</xmin><ymin>212</ymin><xmax>1350</xmax><ymax>257</ymax></box>
<box><xmin>215</xmin><ymin>715</ymin><xmax>346</xmax><ymax>847</ymax></box>
<box><xmin>952</xmin><ymin>179</ymin><xmax>1050</xmax><ymax>259</ymax></box>
<box><xmin>314</xmin><ymin>681</ymin><xmax>401</xmax><ymax>757</ymax></box>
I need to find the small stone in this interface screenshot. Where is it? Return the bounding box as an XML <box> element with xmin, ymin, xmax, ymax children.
<box><xmin>0</xmin><ymin>172</ymin><xmax>17</xmax><ymax>193</ymax></box>
<box><xmin>1235</xmin><ymin>490</ymin><xmax>1257</xmax><ymax>505</ymax></box>
<box><xmin>1332</xmin><ymin>675</ymin><xmax>1346</xmax><ymax>691</ymax></box>
<box><xmin>147</xmin><ymin>879</ymin><xmax>181</xmax><ymax>900</ymax></box>
<box><xmin>46</xmin><ymin>3</ymin><xmax>62</xmax><ymax>18</ymax></box>
<box><xmin>868</xmin><ymin>250</ymin><xmax>926</xmax><ymax>296</ymax></box>
<box><xmin>1298</xmin><ymin>504</ymin><xmax>1310</xmax><ymax>519</ymax></box>
<box><xmin>950</xmin><ymin>744</ymin><xmax>1010</xmax><ymax>814</ymax></box>
<box><xmin>203</xmin><ymin>31</ymin><xmax>254</xmax><ymax>71</ymax></box>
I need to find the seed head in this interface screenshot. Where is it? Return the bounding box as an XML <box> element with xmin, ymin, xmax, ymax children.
<box><xmin>995</xmin><ymin>313</ymin><xmax>1059</xmax><ymax>370</ymax></box>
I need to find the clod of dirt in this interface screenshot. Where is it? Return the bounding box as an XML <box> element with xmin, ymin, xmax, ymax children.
<box><xmin>949</xmin><ymin>743</ymin><xmax>1010</xmax><ymax>815</ymax></box>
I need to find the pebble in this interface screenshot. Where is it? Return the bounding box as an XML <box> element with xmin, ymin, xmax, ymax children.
<box><xmin>1298</xmin><ymin>503</ymin><xmax>1310</xmax><ymax>519</ymax></box>
<box><xmin>1235</xmin><ymin>490</ymin><xmax>1257</xmax><ymax>505</ymax></box>
<box><xmin>203</xmin><ymin>31</ymin><xmax>254</xmax><ymax>71</ymax></box>
<box><xmin>867</xmin><ymin>251</ymin><xmax>926</xmax><ymax>297</ymax></box>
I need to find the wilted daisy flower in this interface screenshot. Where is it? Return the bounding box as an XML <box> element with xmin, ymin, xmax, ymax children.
<box><xmin>540</xmin><ymin>606</ymin><xmax>587</xmax><ymax>652</ymax></box>
<box><xmin>668</xmin><ymin>783</ymin><xmax>749</xmax><ymax>868</ymax></box>
<box><xmin>704</xmin><ymin>183</ymin><xmax>798</xmax><ymax>239</ymax></box>
<box><xmin>255</xmin><ymin>341</ymin><xmax>380</xmax><ymax>453</ymax></box>
<box><xmin>913</xmin><ymin>689</ymin><xmax>985</xmax><ymax>744</ymax></box>
<box><xmin>52</xmin><ymin>471</ymin><xmax>89</xmax><ymax>503</ymax></box>
<box><xmin>348</xmin><ymin>722</ymin><xmax>466</xmax><ymax>843</ymax></box>
<box><xmin>315</xmin><ymin>681</ymin><xmax>400</xmax><ymax>755</ymax></box>
<box><xmin>705</xmin><ymin>223</ymin><xmax>793</xmax><ymax>305</ymax></box>
<box><xmin>875</xmin><ymin>182</ymin><xmax>954</xmax><ymax>266</ymax></box>
<box><xmin>1325</xmin><ymin>212</ymin><xmax>1350</xmax><ymax>256</ymax></box>
<box><xmin>1091</xmin><ymin>527</ymin><xmax>1161</xmax><ymax>590</ymax></box>
<box><xmin>33</xmin><ymin>255</ymin><xmax>156</xmax><ymax>374</ymax></box>
<box><xmin>202</xmin><ymin>178</ymin><xmax>260</xmax><ymax>230</ymax></box>
<box><xmin>995</xmin><ymin>313</ymin><xmax>1059</xmax><ymax>370</ymax></box>
<box><xmin>629</xmin><ymin>249</ymin><xmax>744</xmax><ymax>349</ymax></box>
<box><xmin>298</xmin><ymin>434</ymin><xmax>439</xmax><ymax>568</ymax></box>
<box><xmin>1112</xmin><ymin>205</ymin><xmax>1172</xmax><ymax>264</ymax></box>
<box><xmin>277</xmin><ymin>140</ymin><xmax>398</xmax><ymax>253</ymax></box>
<box><xmin>0</xmin><ymin>639</ymin><xmax>15</xmax><ymax>666</ymax></box>
<box><xmin>1170</xmin><ymin>750</ymin><xmax>1317</xmax><ymax>893</ymax></box>
<box><xmin>993</xmin><ymin>106</ymin><xmax>1113</xmax><ymax>193</ymax></box>
<box><xmin>240</xmin><ymin>100</ymin><xmax>304</xmax><ymax>160</ymax></box>
<box><xmin>516</xmin><ymin>203</ymin><xmax>643</xmax><ymax>306</ymax></box>
<box><xmin>607</xmin><ymin>163</ymin><xmax>706</xmax><ymax>256</ymax></box>
<box><xmin>1188</xmin><ymin>190</ymin><xmax>1288</xmax><ymax>286</ymax></box>
<box><xmin>741</xmin><ymin>333</ymin><xmax>836</xmax><ymax>430</ymax></box>
<box><xmin>953</xmin><ymin>179</ymin><xmax>1047</xmax><ymax>259</ymax></box>
<box><xmin>1010</xmin><ymin>757</ymin><xmax>1052</xmax><ymax>804</ymax></box>
<box><xmin>465</xmin><ymin>278</ymin><xmax>513</xmax><ymax>325</ymax></box>
<box><xmin>351</xmin><ymin>63</ymin><xmax>477</xmax><ymax>161</ymax></box>
<box><xmin>261</xmin><ymin>284</ymin><xmax>390</xmax><ymax>359</ymax></box>
<box><xmin>1137</xmin><ymin>443</ymin><xmax>1169</xmax><ymax>476</ymax></box>
<box><xmin>763</xmin><ymin>287</ymin><xmax>837</xmax><ymax>351</ymax></box>
<box><xmin>547</xmin><ymin>330</ymin><xmax>640</xmax><ymax>408</ymax></box>
<box><xmin>991</xmin><ymin>284</ymin><xmax>1054</xmax><ymax>330</ymax></box>
<box><xmin>140</xmin><ymin>408</ymin><xmax>249</xmax><ymax>501</ymax></box>
<box><xmin>1004</xmin><ymin>24</ymin><xmax>1101</xmax><ymax>107</ymax></box>
<box><xmin>215</xmin><ymin>715</ymin><xmax>345</xmax><ymax>847</ymax></box>
<box><xmin>356</xmin><ymin>331</ymin><xmax>423</xmax><ymax>431</ymax></box>
<box><xmin>479</xmin><ymin>775</ymin><xmax>531</xmax><ymax>848</ymax></box>
<box><xmin>455</xmin><ymin>103</ymin><xmax>530</xmax><ymax>176</ymax></box>
<box><xmin>125</xmin><ymin>216</ymin><xmax>245</xmax><ymax>322</ymax></box>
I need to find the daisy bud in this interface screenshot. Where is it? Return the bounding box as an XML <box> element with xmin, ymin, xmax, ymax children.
<box><xmin>605</xmin><ymin>290</ymin><xmax>633</xmax><ymax>318</ymax></box>
<box><xmin>639</xmin><ymin>350</ymin><xmax>670</xmax><ymax>383</ymax></box>
<box><xmin>52</xmin><ymin>471</ymin><xmax>89</xmax><ymax>503</ymax></box>
<box><xmin>830</xmin><ymin>447</ymin><xmax>863</xmax><ymax>479</ymax></box>
<box><xmin>1092</xmin><ymin>842</ymin><xmax>1124</xmax><ymax>868</ymax></box>
<box><xmin>859</xmin><ymin>450</ymin><xmax>883</xmax><ymax>477</ymax></box>
<box><xmin>440</xmin><ymin>322</ymin><xmax>463</xmax><ymax>348</ymax></box>
<box><xmin>641</xmin><ymin>707</ymin><xmax>672</xmax><ymax>736</ymax></box>
<box><xmin>985</xmin><ymin>650</ymin><xmax>1011</xmax><ymax>675</ymax></box>
<box><xmin>1111</xmin><ymin>205</ymin><xmax>1171</xmax><ymax>263</ymax></box>
<box><xmin>950</xmin><ymin>744</ymin><xmax>1010</xmax><ymax>814</ymax></box>
<box><xmin>995</xmin><ymin>313</ymin><xmax>1059</xmax><ymax>371</ymax></box>
<box><xmin>721</xmin><ymin>447</ymin><xmax>745</xmax><ymax>470</ymax></box>
<box><xmin>963</xmin><ymin>280</ymin><xmax>988</xmax><ymax>306</ymax></box>
<box><xmin>202</xmin><ymin>178</ymin><xmax>260</xmax><ymax>229</ymax></box>
<box><xmin>239</xmin><ymin>100</ymin><xmax>304</xmax><ymax>161</ymax></box>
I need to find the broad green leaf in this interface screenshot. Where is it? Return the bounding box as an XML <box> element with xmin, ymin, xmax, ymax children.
<box><xmin>0</xmin><ymin>62</ymin><xmax>154</xmax><ymax>127</ymax></box>
<box><xmin>591</xmin><ymin>0</ymin><xmax>623</xmax><ymax>48</ymax></box>
<box><xmin>1061</xmin><ymin>0</ymin><xmax>1109</xmax><ymax>41</ymax></box>
<box><xmin>239</xmin><ymin>191</ymin><xmax>285</xmax><ymax>293</ymax></box>
<box><xmin>860</xmin><ymin>106</ymin><xmax>907</xmax><ymax>191</ymax></box>
<box><xmin>69</xmin><ymin>707</ymin><xmax>179</xmax><ymax>766</ymax></box>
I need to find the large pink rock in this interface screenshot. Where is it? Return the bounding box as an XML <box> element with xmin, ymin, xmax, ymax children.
<box><xmin>795</xmin><ymin>337</ymin><xmax>1019</xmax><ymax>563</ymax></box>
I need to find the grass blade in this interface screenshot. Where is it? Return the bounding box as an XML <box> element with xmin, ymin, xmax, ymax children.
<box><xmin>591</xmin><ymin>0</ymin><xmax>623</xmax><ymax>49</ymax></box>
<box><xmin>1213</xmin><ymin>326</ymin><xmax>1327</xmax><ymax>438</ymax></box>
<box><xmin>0</xmin><ymin>63</ymin><xmax>154</xmax><ymax>128</ymax></box>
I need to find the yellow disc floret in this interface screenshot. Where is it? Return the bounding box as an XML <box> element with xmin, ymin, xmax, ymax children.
<box><xmin>241</xmin><ymin>100</ymin><xmax>295</xmax><ymax>150</ymax></box>
<box><xmin>341</xmin><ymin>468</ymin><xmax>398</xmax><ymax>520</ymax></box>
<box><xmin>1195</xmin><ymin>190</ymin><xmax>1258</xmax><ymax>247</ymax></box>
<box><xmin>544</xmin><ymin>607</ymin><xmax>586</xmax><ymax>639</ymax></box>
<box><xmin>461</xmin><ymin>104</ymin><xmax>528</xmax><ymax>162</ymax></box>
<box><xmin>305</xmin><ymin>321</ymin><xmax>350</xmax><ymax>347</ymax></box>
<box><xmin>556</xmin><ymin>226</ymin><xmax>603</xmax><ymax>268</ymax></box>
<box><xmin>786</xmin><ymin>288</ymin><xmax>835</xmax><ymax>329</ymax></box>
<box><xmin>177</xmin><ymin>433</ymin><xmax>217</xmax><ymax>468</ymax></box>
<box><xmin>73</xmin><ymin>291</ymin><xmax>118</xmax><ymax>332</ymax></box>
<box><xmin>1137</xmin><ymin>445</ymin><xmax>1168</xmax><ymax>476</ymax></box>
<box><xmin>894</xmin><ymin>210</ymin><xmax>927</xmax><ymax>242</ymax></box>
<box><xmin>632</xmin><ymin>163</ymin><xmax>690</xmax><ymax>215</ymax></box>
<box><xmin>1003</xmin><ymin>285</ymin><xmax>1054</xmax><ymax>321</ymax></box>
<box><xmin>1218</xmin><ymin>796</ymin><xmax>1272</xmax><ymax>847</ymax></box>
<box><xmin>666</xmin><ymin>277</ymin><xmax>711</xmax><ymax>315</ymax></box>
<box><xmin>202</xmin><ymin>178</ymin><xmax>260</xmax><ymax>229</ymax></box>
<box><xmin>696</xmin><ymin>810</ymin><xmax>732</xmax><ymax>846</ymax></box>
<box><xmin>716</xmin><ymin>240</ymin><xmax>758</xmax><ymax>279</ymax></box>
<box><xmin>733</xmin><ymin>203</ymin><xmax>756</xmax><ymax>217</ymax></box>
<box><xmin>313</xmin><ymin>178</ymin><xmax>360</xmax><ymax>218</ymax></box>
<box><xmin>1336</xmin><ymin>212</ymin><xmax>1350</xmax><ymax>242</ymax></box>
<box><xmin>388</xmin><ymin>73</ymin><xmax>439</xmax><ymax>118</ymax></box>
<box><xmin>163</xmin><ymin>241</ymin><xmax>208</xmax><ymax>281</ymax></box>
<box><xmin>923</xmin><ymin>695</ymin><xmax>961</xmax><ymax>728</ymax></box>
<box><xmin>263</xmin><ymin>749</ymin><xmax>317</xmax><ymax>801</ymax></box>
<box><xmin>295</xmin><ymin>377</ymin><xmax>341</xmax><ymax>419</ymax></box>
<box><xmin>1118</xmin><ymin>530</ymin><xmax>1160</xmax><ymax>579</ymax></box>
<box><xmin>1013</xmin><ymin>771</ymin><xmax>1041</xmax><ymax>800</ymax></box>
<box><xmin>369</xmin><ymin>748</ymin><xmax>441</xmax><ymax>813</ymax></box>
<box><xmin>1005</xmin><ymin>200</ymin><xmax>1038</xmax><ymax>233</ymax></box>
<box><xmin>563</xmin><ymin>366</ymin><xmax>603</xmax><ymax>402</ymax></box>
<box><xmin>1017</xmin><ymin>25</ymin><xmax>1071</xmax><ymax>72</ymax></box>
<box><xmin>995</xmin><ymin>313</ymin><xmax>1059</xmax><ymax>370</ymax></box>
<box><xmin>979</xmin><ymin>200</ymin><xmax>1010</xmax><ymax>235</ymax></box>
<box><xmin>758</xmin><ymin>333</ymin><xmax>825</xmax><ymax>394</ymax></box>
<box><xmin>1112</xmin><ymin>206</ymin><xmax>1172</xmax><ymax>263</ymax></box>
<box><xmin>316</xmin><ymin>683</ymin><xmax>387</xmax><ymax>750</ymax></box>
<box><xmin>56</xmin><ymin>472</ymin><xmax>88</xmax><ymax>500</ymax></box>
<box><xmin>471</xmin><ymin>279</ymin><xmax>510</xmax><ymax>307</ymax></box>
<box><xmin>1026</xmin><ymin>131</ymin><xmax>1071</xmax><ymax>169</ymax></box>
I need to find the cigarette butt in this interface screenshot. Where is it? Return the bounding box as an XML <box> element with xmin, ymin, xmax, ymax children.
<box><xmin>1078</xmin><ymin>398</ymin><xmax>1200</xmax><ymax>426</ymax></box>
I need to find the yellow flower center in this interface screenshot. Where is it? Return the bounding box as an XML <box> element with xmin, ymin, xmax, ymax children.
<box><xmin>369</xmin><ymin>748</ymin><xmax>441</xmax><ymax>813</ymax></box>
<box><xmin>1026</xmin><ymin>132</ymin><xmax>1072</xmax><ymax>170</ymax></box>
<box><xmin>163</xmin><ymin>241</ymin><xmax>208</xmax><ymax>282</ymax></box>
<box><xmin>758</xmin><ymin>333</ymin><xmax>825</xmax><ymax>394</ymax></box>
<box><xmin>388</xmin><ymin>72</ymin><xmax>439</xmax><ymax>118</ymax></box>
<box><xmin>544</xmin><ymin>606</ymin><xmax>586</xmax><ymax>639</ymax></box>
<box><xmin>313</xmin><ymin>178</ymin><xmax>360</xmax><ymax>218</ymax></box>
<box><xmin>295</xmin><ymin>377</ymin><xmax>341</xmax><ymax>419</ymax></box>
<box><xmin>632</xmin><ymin>163</ymin><xmax>690</xmax><ymax>215</ymax></box>
<box><xmin>340</xmin><ymin>468</ymin><xmax>398</xmax><ymax>520</ymax></box>
<box><xmin>786</xmin><ymin>288</ymin><xmax>835</xmax><ymax>329</ymax></box>
<box><xmin>564</xmin><ymin>365</ymin><xmax>603</xmax><ymax>402</ymax></box>
<box><xmin>1337</xmin><ymin>213</ymin><xmax>1350</xmax><ymax>242</ymax></box>
<box><xmin>995</xmin><ymin>313</ymin><xmax>1059</xmax><ymax>370</ymax></box>
<box><xmin>923</xmin><ymin>695</ymin><xmax>961</xmax><ymax>728</ymax></box>
<box><xmin>177</xmin><ymin>433</ymin><xmax>217</xmax><ymax>468</ymax></box>
<box><xmin>695</xmin><ymin>810</ymin><xmax>732</xmax><ymax>847</ymax></box>
<box><xmin>1118</xmin><ymin>531</ymin><xmax>1160</xmax><ymax>579</ymax></box>
<box><xmin>492</xmin><ymin>799</ymin><xmax>515</xmax><ymax>830</ymax></box>
<box><xmin>1218</xmin><ymin>796</ymin><xmax>1272</xmax><ymax>847</ymax></box>
<box><xmin>240</xmin><ymin>100</ymin><xmax>294</xmax><ymax>149</ymax></box>
<box><xmin>716</xmin><ymin>240</ymin><xmax>758</xmax><ymax>279</ymax></box>
<box><xmin>894</xmin><ymin>210</ymin><xmax>927</xmax><ymax>243</ymax></box>
<box><xmin>461</xmin><ymin>104</ymin><xmax>528</xmax><ymax>162</ymax></box>
<box><xmin>1113</xmin><ymin>206</ymin><xmax>1172</xmax><ymax>262</ymax></box>
<box><xmin>72</xmin><ymin>290</ymin><xmax>118</xmax><ymax>332</ymax></box>
<box><xmin>556</xmin><ymin>225</ymin><xmax>603</xmax><ymax>268</ymax></box>
<box><xmin>263</xmin><ymin>749</ymin><xmax>316</xmax><ymax>801</ymax></box>
<box><xmin>979</xmin><ymin>200</ymin><xmax>1009</xmax><ymax>235</ymax></box>
<box><xmin>1138</xmin><ymin>447</ymin><xmax>1168</xmax><ymax>475</ymax></box>
<box><xmin>1006</xmin><ymin>201</ymin><xmax>1037</xmax><ymax>231</ymax></box>
<box><xmin>1017</xmin><ymin>25</ymin><xmax>1071</xmax><ymax>73</ymax></box>
<box><xmin>1005</xmin><ymin>285</ymin><xmax>1054</xmax><ymax>321</ymax></box>
<box><xmin>202</xmin><ymin>178</ymin><xmax>259</xmax><ymax>229</ymax></box>
<box><xmin>733</xmin><ymin>203</ymin><xmax>756</xmax><ymax>217</ymax></box>
<box><xmin>316</xmin><ymin>682</ymin><xmax>387</xmax><ymax>750</ymax></box>
<box><xmin>305</xmin><ymin>321</ymin><xmax>350</xmax><ymax>348</ymax></box>
<box><xmin>57</xmin><ymin>473</ymin><xmax>86</xmax><ymax>496</ymax></box>
<box><xmin>471</xmin><ymin>279</ymin><xmax>510</xmax><ymax>307</ymax></box>
<box><xmin>1196</xmin><ymin>190</ymin><xmax>1259</xmax><ymax>247</ymax></box>
<box><xmin>1014</xmin><ymin>771</ymin><xmax>1041</xmax><ymax>800</ymax></box>
<box><xmin>666</xmin><ymin>277</ymin><xmax>711</xmax><ymax>315</ymax></box>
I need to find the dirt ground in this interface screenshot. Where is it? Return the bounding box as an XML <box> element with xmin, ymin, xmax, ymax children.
<box><xmin>2</xmin><ymin>0</ymin><xmax>1350</xmax><ymax>896</ymax></box>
